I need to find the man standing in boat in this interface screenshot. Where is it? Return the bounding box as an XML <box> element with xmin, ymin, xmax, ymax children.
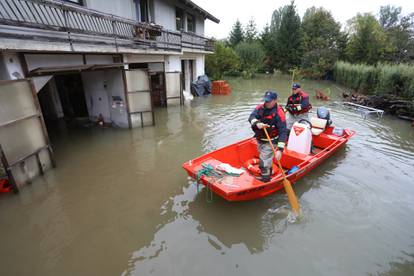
<box><xmin>285</xmin><ymin>83</ymin><xmax>312</xmax><ymax>132</ymax></box>
<box><xmin>249</xmin><ymin>91</ymin><xmax>287</xmax><ymax>182</ymax></box>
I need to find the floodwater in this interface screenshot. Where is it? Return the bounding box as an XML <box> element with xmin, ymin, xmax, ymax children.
<box><xmin>1</xmin><ymin>74</ymin><xmax>414</xmax><ymax>276</ymax></box>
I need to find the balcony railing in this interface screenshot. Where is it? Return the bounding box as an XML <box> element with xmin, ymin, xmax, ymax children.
<box><xmin>0</xmin><ymin>0</ymin><xmax>214</xmax><ymax>52</ymax></box>
<box><xmin>181</xmin><ymin>31</ymin><xmax>214</xmax><ymax>52</ymax></box>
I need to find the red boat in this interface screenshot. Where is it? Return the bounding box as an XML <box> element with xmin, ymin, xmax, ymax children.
<box><xmin>183</xmin><ymin>121</ymin><xmax>355</xmax><ymax>201</ymax></box>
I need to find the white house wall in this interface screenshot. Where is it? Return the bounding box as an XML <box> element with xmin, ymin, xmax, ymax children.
<box><xmin>153</xmin><ymin>0</ymin><xmax>176</xmax><ymax>30</ymax></box>
<box><xmin>81</xmin><ymin>69</ymin><xmax>128</xmax><ymax>127</ymax></box>
<box><xmin>195</xmin><ymin>15</ymin><xmax>205</xmax><ymax>36</ymax></box>
<box><xmin>165</xmin><ymin>55</ymin><xmax>181</xmax><ymax>72</ymax></box>
<box><xmin>82</xmin><ymin>71</ymin><xmax>111</xmax><ymax>122</ymax></box>
<box><xmin>105</xmin><ymin>70</ymin><xmax>129</xmax><ymax>128</ymax></box>
<box><xmin>83</xmin><ymin>0</ymin><xmax>206</xmax><ymax>35</ymax></box>
<box><xmin>195</xmin><ymin>54</ymin><xmax>205</xmax><ymax>76</ymax></box>
<box><xmin>85</xmin><ymin>0</ymin><xmax>137</xmax><ymax>21</ymax></box>
<box><xmin>153</xmin><ymin>0</ymin><xmax>205</xmax><ymax>35</ymax></box>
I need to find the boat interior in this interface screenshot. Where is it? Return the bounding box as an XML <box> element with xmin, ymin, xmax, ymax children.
<box><xmin>186</xmin><ymin>118</ymin><xmax>351</xmax><ymax>180</ymax></box>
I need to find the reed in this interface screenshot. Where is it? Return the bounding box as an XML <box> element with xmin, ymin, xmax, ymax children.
<box><xmin>333</xmin><ymin>61</ymin><xmax>414</xmax><ymax>99</ymax></box>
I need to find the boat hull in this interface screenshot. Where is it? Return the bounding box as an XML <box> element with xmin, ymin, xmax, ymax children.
<box><xmin>183</xmin><ymin>127</ymin><xmax>355</xmax><ymax>201</ymax></box>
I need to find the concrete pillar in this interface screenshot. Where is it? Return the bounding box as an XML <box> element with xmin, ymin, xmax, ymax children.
<box><xmin>195</xmin><ymin>55</ymin><xmax>205</xmax><ymax>77</ymax></box>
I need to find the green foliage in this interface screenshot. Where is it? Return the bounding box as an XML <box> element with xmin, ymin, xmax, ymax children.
<box><xmin>205</xmin><ymin>41</ymin><xmax>239</xmax><ymax>80</ymax></box>
<box><xmin>235</xmin><ymin>42</ymin><xmax>265</xmax><ymax>77</ymax></box>
<box><xmin>300</xmin><ymin>7</ymin><xmax>343</xmax><ymax>78</ymax></box>
<box><xmin>259</xmin><ymin>24</ymin><xmax>275</xmax><ymax>72</ymax></box>
<box><xmin>228</xmin><ymin>20</ymin><xmax>244</xmax><ymax>48</ymax></box>
<box><xmin>334</xmin><ymin>61</ymin><xmax>414</xmax><ymax>99</ymax></box>
<box><xmin>245</xmin><ymin>19</ymin><xmax>258</xmax><ymax>42</ymax></box>
<box><xmin>274</xmin><ymin>1</ymin><xmax>303</xmax><ymax>72</ymax></box>
<box><xmin>270</xmin><ymin>6</ymin><xmax>287</xmax><ymax>33</ymax></box>
<box><xmin>379</xmin><ymin>6</ymin><xmax>414</xmax><ymax>63</ymax></box>
<box><xmin>379</xmin><ymin>5</ymin><xmax>402</xmax><ymax>29</ymax></box>
<box><xmin>345</xmin><ymin>13</ymin><xmax>387</xmax><ymax>65</ymax></box>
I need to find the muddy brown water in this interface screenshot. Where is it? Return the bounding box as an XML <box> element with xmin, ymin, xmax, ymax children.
<box><xmin>0</xmin><ymin>75</ymin><xmax>414</xmax><ymax>276</ymax></box>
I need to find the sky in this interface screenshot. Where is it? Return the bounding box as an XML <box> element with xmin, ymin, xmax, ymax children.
<box><xmin>192</xmin><ymin>0</ymin><xmax>414</xmax><ymax>39</ymax></box>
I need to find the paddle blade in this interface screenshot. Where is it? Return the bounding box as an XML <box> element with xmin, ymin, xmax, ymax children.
<box><xmin>282</xmin><ymin>178</ymin><xmax>301</xmax><ymax>216</ymax></box>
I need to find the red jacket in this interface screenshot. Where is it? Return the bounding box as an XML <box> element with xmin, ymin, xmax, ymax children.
<box><xmin>248</xmin><ymin>104</ymin><xmax>287</xmax><ymax>150</ymax></box>
<box><xmin>286</xmin><ymin>89</ymin><xmax>312</xmax><ymax>115</ymax></box>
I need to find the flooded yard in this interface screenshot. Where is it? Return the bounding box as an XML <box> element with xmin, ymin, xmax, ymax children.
<box><xmin>0</xmin><ymin>75</ymin><xmax>413</xmax><ymax>276</ymax></box>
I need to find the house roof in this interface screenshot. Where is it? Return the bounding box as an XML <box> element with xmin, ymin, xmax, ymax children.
<box><xmin>178</xmin><ymin>0</ymin><xmax>220</xmax><ymax>23</ymax></box>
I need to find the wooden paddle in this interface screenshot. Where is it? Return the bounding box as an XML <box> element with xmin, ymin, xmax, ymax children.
<box><xmin>263</xmin><ymin>127</ymin><xmax>301</xmax><ymax>216</ymax></box>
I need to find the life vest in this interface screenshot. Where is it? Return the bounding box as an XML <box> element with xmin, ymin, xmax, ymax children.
<box><xmin>244</xmin><ymin>158</ymin><xmax>279</xmax><ymax>177</ymax></box>
<box><xmin>287</xmin><ymin>90</ymin><xmax>312</xmax><ymax>115</ymax></box>
<box><xmin>251</xmin><ymin>104</ymin><xmax>285</xmax><ymax>140</ymax></box>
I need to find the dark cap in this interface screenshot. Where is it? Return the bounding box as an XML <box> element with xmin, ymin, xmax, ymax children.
<box><xmin>292</xmin><ymin>83</ymin><xmax>301</xmax><ymax>90</ymax></box>
<box><xmin>263</xmin><ymin>91</ymin><xmax>278</xmax><ymax>102</ymax></box>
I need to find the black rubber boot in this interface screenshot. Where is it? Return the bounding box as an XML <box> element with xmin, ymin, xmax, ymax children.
<box><xmin>259</xmin><ymin>167</ymin><xmax>271</xmax><ymax>183</ymax></box>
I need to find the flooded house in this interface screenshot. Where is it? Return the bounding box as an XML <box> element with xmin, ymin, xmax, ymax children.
<box><xmin>0</xmin><ymin>0</ymin><xmax>219</xmax><ymax>191</ymax></box>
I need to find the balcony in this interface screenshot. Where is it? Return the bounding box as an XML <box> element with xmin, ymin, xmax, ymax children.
<box><xmin>0</xmin><ymin>0</ymin><xmax>214</xmax><ymax>53</ymax></box>
<box><xmin>182</xmin><ymin>31</ymin><xmax>214</xmax><ymax>52</ymax></box>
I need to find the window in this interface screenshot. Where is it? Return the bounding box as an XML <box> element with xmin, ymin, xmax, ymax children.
<box><xmin>176</xmin><ymin>8</ymin><xmax>184</xmax><ymax>31</ymax></box>
<box><xmin>140</xmin><ymin>0</ymin><xmax>149</xmax><ymax>22</ymax></box>
<box><xmin>187</xmin><ymin>14</ymin><xmax>195</xmax><ymax>33</ymax></box>
<box><xmin>135</xmin><ymin>0</ymin><xmax>149</xmax><ymax>22</ymax></box>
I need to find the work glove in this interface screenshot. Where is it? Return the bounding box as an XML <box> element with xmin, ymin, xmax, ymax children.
<box><xmin>256</xmin><ymin>122</ymin><xmax>270</xmax><ymax>129</ymax></box>
<box><xmin>275</xmin><ymin>150</ymin><xmax>282</xmax><ymax>161</ymax></box>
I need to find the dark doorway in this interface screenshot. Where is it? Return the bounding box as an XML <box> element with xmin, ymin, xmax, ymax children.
<box><xmin>54</xmin><ymin>74</ymin><xmax>88</xmax><ymax>118</ymax></box>
<box><xmin>189</xmin><ymin>60</ymin><xmax>194</xmax><ymax>83</ymax></box>
<box><xmin>150</xmin><ymin>72</ymin><xmax>166</xmax><ymax>107</ymax></box>
<box><xmin>37</xmin><ymin>80</ymin><xmax>60</xmax><ymax>121</ymax></box>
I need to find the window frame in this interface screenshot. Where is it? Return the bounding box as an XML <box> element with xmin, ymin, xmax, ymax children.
<box><xmin>175</xmin><ymin>7</ymin><xmax>184</xmax><ymax>31</ymax></box>
<box><xmin>187</xmin><ymin>13</ymin><xmax>196</xmax><ymax>33</ymax></box>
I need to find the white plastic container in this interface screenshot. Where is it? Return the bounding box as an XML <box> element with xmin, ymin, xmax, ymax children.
<box><xmin>332</xmin><ymin>127</ymin><xmax>344</xmax><ymax>137</ymax></box>
<box><xmin>287</xmin><ymin>122</ymin><xmax>312</xmax><ymax>155</ymax></box>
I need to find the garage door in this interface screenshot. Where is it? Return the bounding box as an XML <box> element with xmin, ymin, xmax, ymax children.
<box><xmin>0</xmin><ymin>79</ymin><xmax>55</xmax><ymax>192</ymax></box>
<box><xmin>124</xmin><ymin>69</ymin><xmax>154</xmax><ymax>127</ymax></box>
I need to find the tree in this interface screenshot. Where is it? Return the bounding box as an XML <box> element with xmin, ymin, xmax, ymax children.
<box><xmin>274</xmin><ymin>1</ymin><xmax>303</xmax><ymax>72</ymax></box>
<box><xmin>379</xmin><ymin>6</ymin><xmax>414</xmax><ymax>63</ymax></box>
<box><xmin>260</xmin><ymin>24</ymin><xmax>275</xmax><ymax>71</ymax></box>
<box><xmin>379</xmin><ymin>5</ymin><xmax>402</xmax><ymax>29</ymax></box>
<box><xmin>205</xmin><ymin>41</ymin><xmax>239</xmax><ymax>79</ymax></box>
<box><xmin>270</xmin><ymin>6</ymin><xmax>287</xmax><ymax>33</ymax></box>
<box><xmin>301</xmin><ymin>7</ymin><xmax>343</xmax><ymax>77</ymax></box>
<box><xmin>228</xmin><ymin>20</ymin><xmax>244</xmax><ymax>48</ymax></box>
<box><xmin>235</xmin><ymin>42</ymin><xmax>265</xmax><ymax>76</ymax></box>
<box><xmin>346</xmin><ymin>13</ymin><xmax>387</xmax><ymax>64</ymax></box>
<box><xmin>260</xmin><ymin>6</ymin><xmax>290</xmax><ymax>72</ymax></box>
<box><xmin>245</xmin><ymin>18</ymin><xmax>258</xmax><ymax>42</ymax></box>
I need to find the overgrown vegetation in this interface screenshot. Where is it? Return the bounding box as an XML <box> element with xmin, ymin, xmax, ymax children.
<box><xmin>205</xmin><ymin>41</ymin><xmax>239</xmax><ymax>80</ymax></box>
<box><xmin>334</xmin><ymin>61</ymin><xmax>414</xmax><ymax>100</ymax></box>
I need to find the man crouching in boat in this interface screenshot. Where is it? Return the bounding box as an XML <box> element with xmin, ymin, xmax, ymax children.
<box><xmin>249</xmin><ymin>91</ymin><xmax>287</xmax><ymax>182</ymax></box>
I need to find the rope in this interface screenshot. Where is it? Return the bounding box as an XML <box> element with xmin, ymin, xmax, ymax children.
<box><xmin>195</xmin><ymin>163</ymin><xmax>226</xmax><ymax>203</ymax></box>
